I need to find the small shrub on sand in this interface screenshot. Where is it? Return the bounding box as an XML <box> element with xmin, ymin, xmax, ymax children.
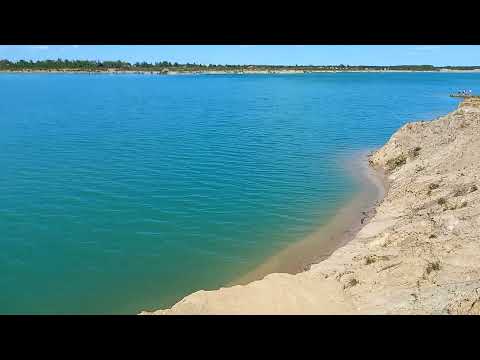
<box><xmin>451</xmin><ymin>184</ymin><xmax>478</xmax><ymax>198</ymax></box>
<box><xmin>344</xmin><ymin>278</ymin><xmax>359</xmax><ymax>289</ymax></box>
<box><xmin>429</xmin><ymin>183</ymin><xmax>440</xmax><ymax>190</ymax></box>
<box><xmin>386</xmin><ymin>154</ymin><xmax>407</xmax><ymax>171</ymax></box>
<box><xmin>364</xmin><ymin>255</ymin><xmax>389</xmax><ymax>265</ymax></box>
<box><xmin>426</xmin><ymin>261</ymin><xmax>441</xmax><ymax>275</ymax></box>
<box><xmin>452</xmin><ymin>188</ymin><xmax>465</xmax><ymax>197</ymax></box>
<box><xmin>437</xmin><ymin>197</ymin><xmax>447</xmax><ymax>206</ymax></box>
<box><xmin>409</xmin><ymin>146</ymin><xmax>422</xmax><ymax>158</ymax></box>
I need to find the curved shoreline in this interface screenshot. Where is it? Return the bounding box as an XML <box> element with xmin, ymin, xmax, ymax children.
<box><xmin>139</xmin><ymin>151</ymin><xmax>389</xmax><ymax>314</ymax></box>
<box><xmin>230</xmin><ymin>152</ymin><xmax>387</xmax><ymax>286</ymax></box>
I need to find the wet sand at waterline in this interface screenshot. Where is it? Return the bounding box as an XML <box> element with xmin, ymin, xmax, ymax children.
<box><xmin>230</xmin><ymin>152</ymin><xmax>387</xmax><ymax>286</ymax></box>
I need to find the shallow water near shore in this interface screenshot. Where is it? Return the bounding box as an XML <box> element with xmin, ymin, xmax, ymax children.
<box><xmin>230</xmin><ymin>150</ymin><xmax>386</xmax><ymax>286</ymax></box>
<box><xmin>1</xmin><ymin>72</ymin><xmax>478</xmax><ymax>314</ymax></box>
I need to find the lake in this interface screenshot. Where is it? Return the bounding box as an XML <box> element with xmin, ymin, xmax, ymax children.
<box><xmin>0</xmin><ymin>72</ymin><xmax>475</xmax><ymax>314</ymax></box>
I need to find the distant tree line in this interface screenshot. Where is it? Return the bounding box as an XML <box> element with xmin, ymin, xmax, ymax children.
<box><xmin>0</xmin><ymin>59</ymin><xmax>479</xmax><ymax>72</ymax></box>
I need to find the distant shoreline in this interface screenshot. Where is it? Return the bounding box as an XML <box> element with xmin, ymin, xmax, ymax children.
<box><xmin>2</xmin><ymin>69</ymin><xmax>480</xmax><ymax>75</ymax></box>
<box><xmin>3</xmin><ymin>59</ymin><xmax>479</xmax><ymax>75</ymax></box>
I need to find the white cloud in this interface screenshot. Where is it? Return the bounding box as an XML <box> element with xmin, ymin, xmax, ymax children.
<box><xmin>413</xmin><ymin>46</ymin><xmax>441</xmax><ymax>51</ymax></box>
<box><xmin>32</xmin><ymin>45</ymin><xmax>49</xmax><ymax>50</ymax></box>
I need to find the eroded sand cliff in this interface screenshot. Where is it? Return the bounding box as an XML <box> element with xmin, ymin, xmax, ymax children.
<box><xmin>141</xmin><ymin>98</ymin><xmax>480</xmax><ymax>315</ymax></box>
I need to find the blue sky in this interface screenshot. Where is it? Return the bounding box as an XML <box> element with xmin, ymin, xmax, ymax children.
<box><xmin>0</xmin><ymin>45</ymin><xmax>479</xmax><ymax>66</ymax></box>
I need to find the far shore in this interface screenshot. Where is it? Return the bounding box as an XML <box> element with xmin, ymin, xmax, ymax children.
<box><xmin>2</xmin><ymin>69</ymin><xmax>480</xmax><ymax>75</ymax></box>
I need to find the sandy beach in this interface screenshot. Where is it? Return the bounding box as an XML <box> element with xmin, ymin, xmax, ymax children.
<box><xmin>141</xmin><ymin>97</ymin><xmax>480</xmax><ymax>315</ymax></box>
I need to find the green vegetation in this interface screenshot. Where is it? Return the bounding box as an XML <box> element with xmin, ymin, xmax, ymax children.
<box><xmin>1</xmin><ymin>59</ymin><xmax>480</xmax><ymax>73</ymax></box>
<box><xmin>408</xmin><ymin>146</ymin><xmax>421</xmax><ymax>158</ymax></box>
<box><xmin>385</xmin><ymin>154</ymin><xmax>407</xmax><ymax>171</ymax></box>
<box><xmin>452</xmin><ymin>183</ymin><xmax>478</xmax><ymax>197</ymax></box>
<box><xmin>425</xmin><ymin>261</ymin><xmax>441</xmax><ymax>275</ymax></box>
<box><xmin>364</xmin><ymin>254</ymin><xmax>390</xmax><ymax>265</ymax></box>
<box><xmin>345</xmin><ymin>278</ymin><xmax>359</xmax><ymax>289</ymax></box>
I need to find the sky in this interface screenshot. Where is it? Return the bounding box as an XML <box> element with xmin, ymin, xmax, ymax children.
<box><xmin>0</xmin><ymin>45</ymin><xmax>479</xmax><ymax>66</ymax></box>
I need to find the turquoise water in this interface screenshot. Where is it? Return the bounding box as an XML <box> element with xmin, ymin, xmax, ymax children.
<box><xmin>0</xmin><ymin>72</ymin><xmax>477</xmax><ymax>314</ymax></box>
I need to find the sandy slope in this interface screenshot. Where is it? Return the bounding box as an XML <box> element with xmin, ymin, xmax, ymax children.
<box><xmin>140</xmin><ymin>98</ymin><xmax>480</xmax><ymax>315</ymax></box>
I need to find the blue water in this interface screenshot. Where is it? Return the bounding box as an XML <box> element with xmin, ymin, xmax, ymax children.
<box><xmin>0</xmin><ymin>72</ymin><xmax>476</xmax><ymax>314</ymax></box>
